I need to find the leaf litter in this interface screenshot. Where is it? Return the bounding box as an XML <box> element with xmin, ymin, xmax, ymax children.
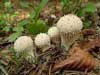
<box><xmin>1</xmin><ymin>0</ymin><xmax>100</xmax><ymax>75</ymax></box>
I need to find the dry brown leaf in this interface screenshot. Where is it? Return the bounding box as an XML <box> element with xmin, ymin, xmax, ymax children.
<box><xmin>80</xmin><ymin>0</ymin><xmax>88</xmax><ymax>3</ymax></box>
<box><xmin>82</xmin><ymin>29</ymin><xmax>96</xmax><ymax>36</ymax></box>
<box><xmin>77</xmin><ymin>38</ymin><xmax>100</xmax><ymax>51</ymax></box>
<box><xmin>53</xmin><ymin>47</ymin><xmax>100</xmax><ymax>72</ymax></box>
<box><xmin>16</xmin><ymin>11</ymin><xmax>30</xmax><ymax>21</ymax></box>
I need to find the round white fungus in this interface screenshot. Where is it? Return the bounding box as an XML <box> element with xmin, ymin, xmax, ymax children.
<box><xmin>14</xmin><ymin>36</ymin><xmax>35</xmax><ymax>63</ymax></box>
<box><xmin>14</xmin><ymin>36</ymin><xmax>34</xmax><ymax>52</ymax></box>
<box><xmin>34</xmin><ymin>33</ymin><xmax>50</xmax><ymax>48</ymax></box>
<box><xmin>57</xmin><ymin>14</ymin><xmax>83</xmax><ymax>33</ymax></box>
<box><xmin>56</xmin><ymin>14</ymin><xmax>83</xmax><ymax>50</ymax></box>
<box><xmin>48</xmin><ymin>26</ymin><xmax>60</xmax><ymax>38</ymax></box>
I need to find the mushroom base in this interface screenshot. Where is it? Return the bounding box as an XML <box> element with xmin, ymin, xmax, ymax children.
<box><xmin>51</xmin><ymin>35</ymin><xmax>61</xmax><ymax>47</ymax></box>
<box><xmin>60</xmin><ymin>30</ymin><xmax>81</xmax><ymax>51</ymax></box>
<box><xmin>40</xmin><ymin>44</ymin><xmax>51</xmax><ymax>52</ymax></box>
<box><xmin>21</xmin><ymin>50</ymin><xmax>36</xmax><ymax>64</ymax></box>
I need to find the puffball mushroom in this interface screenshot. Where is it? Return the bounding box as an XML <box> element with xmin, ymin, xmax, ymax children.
<box><xmin>48</xmin><ymin>26</ymin><xmax>61</xmax><ymax>47</ymax></box>
<box><xmin>34</xmin><ymin>33</ymin><xmax>51</xmax><ymax>52</ymax></box>
<box><xmin>56</xmin><ymin>14</ymin><xmax>83</xmax><ymax>50</ymax></box>
<box><xmin>14</xmin><ymin>36</ymin><xmax>35</xmax><ymax>63</ymax></box>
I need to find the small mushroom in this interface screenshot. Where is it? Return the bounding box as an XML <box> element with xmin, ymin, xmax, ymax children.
<box><xmin>34</xmin><ymin>33</ymin><xmax>51</xmax><ymax>52</ymax></box>
<box><xmin>48</xmin><ymin>26</ymin><xmax>61</xmax><ymax>47</ymax></box>
<box><xmin>14</xmin><ymin>36</ymin><xmax>35</xmax><ymax>63</ymax></box>
<box><xmin>56</xmin><ymin>14</ymin><xmax>83</xmax><ymax>51</ymax></box>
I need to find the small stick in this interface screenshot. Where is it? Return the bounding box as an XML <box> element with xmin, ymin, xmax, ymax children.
<box><xmin>49</xmin><ymin>64</ymin><xmax>52</xmax><ymax>75</ymax></box>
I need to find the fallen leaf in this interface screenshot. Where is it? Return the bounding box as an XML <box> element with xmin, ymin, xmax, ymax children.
<box><xmin>82</xmin><ymin>29</ymin><xmax>96</xmax><ymax>36</ymax></box>
<box><xmin>16</xmin><ymin>11</ymin><xmax>30</xmax><ymax>21</ymax></box>
<box><xmin>77</xmin><ymin>38</ymin><xmax>100</xmax><ymax>51</ymax></box>
<box><xmin>80</xmin><ymin>0</ymin><xmax>88</xmax><ymax>3</ymax></box>
<box><xmin>53</xmin><ymin>47</ymin><xmax>100</xmax><ymax>72</ymax></box>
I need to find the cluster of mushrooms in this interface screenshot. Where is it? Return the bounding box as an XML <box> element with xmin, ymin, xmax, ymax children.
<box><xmin>14</xmin><ymin>14</ymin><xmax>83</xmax><ymax>63</ymax></box>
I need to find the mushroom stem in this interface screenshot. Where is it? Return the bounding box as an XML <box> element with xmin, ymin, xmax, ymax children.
<box><xmin>26</xmin><ymin>50</ymin><xmax>35</xmax><ymax>63</ymax></box>
<box><xmin>48</xmin><ymin>26</ymin><xmax>61</xmax><ymax>47</ymax></box>
<box><xmin>61</xmin><ymin>31</ymin><xmax>81</xmax><ymax>51</ymax></box>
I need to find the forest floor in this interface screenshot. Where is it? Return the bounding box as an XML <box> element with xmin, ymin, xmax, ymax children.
<box><xmin>0</xmin><ymin>0</ymin><xmax>100</xmax><ymax>75</ymax></box>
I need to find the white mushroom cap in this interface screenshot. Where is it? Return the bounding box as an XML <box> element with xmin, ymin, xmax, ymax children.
<box><xmin>14</xmin><ymin>36</ymin><xmax>35</xmax><ymax>63</ymax></box>
<box><xmin>34</xmin><ymin>33</ymin><xmax>50</xmax><ymax>48</ymax></box>
<box><xmin>56</xmin><ymin>14</ymin><xmax>83</xmax><ymax>51</ymax></box>
<box><xmin>48</xmin><ymin>26</ymin><xmax>60</xmax><ymax>38</ymax></box>
<box><xmin>14</xmin><ymin>36</ymin><xmax>34</xmax><ymax>52</ymax></box>
<box><xmin>56</xmin><ymin>14</ymin><xmax>83</xmax><ymax>33</ymax></box>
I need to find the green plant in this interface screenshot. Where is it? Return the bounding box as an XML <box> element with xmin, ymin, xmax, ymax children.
<box><xmin>0</xmin><ymin>65</ymin><xmax>8</xmax><ymax>75</ymax></box>
<box><xmin>77</xmin><ymin>3</ymin><xmax>97</xmax><ymax>17</ymax></box>
<box><xmin>26</xmin><ymin>0</ymin><xmax>49</xmax><ymax>35</ymax></box>
<box><xmin>0</xmin><ymin>16</ymin><xmax>8</xmax><ymax>30</ymax></box>
<box><xmin>26</xmin><ymin>19</ymin><xmax>48</xmax><ymax>35</ymax></box>
<box><xmin>61</xmin><ymin>0</ymin><xmax>70</xmax><ymax>13</ymax></box>
<box><xmin>60</xmin><ymin>0</ymin><xmax>97</xmax><ymax>29</ymax></box>
<box><xmin>30</xmin><ymin>0</ymin><xmax>49</xmax><ymax>20</ymax></box>
<box><xmin>8</xmin><ymin>0</ymin><xmax>49</xmax><ymax>42</ymax></box>
<box><xmin>8</xmin><ymin>19</ymin><xmax>30</xmax><ymax>42</ymax></box>
<box><xmin>9</xmin><ymin>48</ymin><xmax>21</xmax><ymax>66</ymax></box>
<box><xmin>61</xmin><ymin>0</ymin><xmax>80</xmax><ymax>14</ymax></box>
<box><xmin>20</xmin><ymin>1</ymin><xmax>30</xmax><ymax>8</ymax></box>
<box><xmin>1</xmin><ymin>0</ymin><xmax>49</xmax><ymax>42</ymax></box>
<box><xmin>4</xmin><ymin>1</ymin><xmax>12</xmax><ymax>9</ymax></box>
<box><xmin>76</xmin><ymin>3</ymin><xmax>97</xmax><ymax>28</ymax></box>
<box><xmin>0</xmin><ymin>11</ymin><xmax>23</xmax><ymax>42</ymax></box>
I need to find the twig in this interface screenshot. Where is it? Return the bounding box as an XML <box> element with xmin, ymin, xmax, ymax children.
<box><xmin>0</xmin><ymin>66</ymin><xmax>9</xmax><ymax>75</ymax></box>
<box><xmin>49</xmin><ymin>64</ymin><xmax>52</xmax><ymax>75</ymax></box>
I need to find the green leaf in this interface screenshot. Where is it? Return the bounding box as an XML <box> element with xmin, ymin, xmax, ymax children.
<box><xmin>30</xmin><ymin>11</ymin><xmax>36</xmax><ymax>19</ymax></box>
<box><xmin>18</xmin><ymin>19</ymin><xmax>30</xmax><ymax>26</ymax></box>
<box><xmin>30</xmin><ymin>0</ymin><xmax>49</xmax><ymax>19</ymax></box>
<box><xmin>61</xmin><ymin>0</ymin><xmax>70</xmax><ymax>7</ymax></box>
<box><xmin>83</xmin><ymin>21</ymin><xmax>91</xmax><ymax>29</ymax></box>
<box><xmin>13</xmin><ymin>26</ymin><xmax>24</xmax><ymax>32</ymax></box>
<box><xmin>20</xmin><ymin>1</ymin><xmax>29</xmax><ymax>8</ymax></box>
<box><xmin>0</xmin><ymin>65</ymin><xmax>8</xmax><ymax>75</ymax></box>
<box><xmin>26</xmin><ymin>19</ymin><xmax>49</xmax><ymax>35</ymax></box>
<box><xmin>8</xmin><ymin>31</ymin><xmax>22</xmax><ymax>42</ymax></box>
<box><xmin>76</xmin><ymin>9</ymin><xmax>85</xmax><ymax>17</ymax></box>
<box><xmin>9</xmin><ymin>48</ymin><xmax>20</xmax><ymax>66</ymax></box>
<box><xmin>3</xmin><ymin>25</ymin><xmax>12</xmax><ymax>32</ymax></box>
<box><xmin>14</xmin><ymin>11</ymin><xmax>19</xmax><ymax>15</ymax></box>
<box><xmin>4</xmin><ymin>1</ymin><xmax>12</xmax><ymax>8</ymax></box>
<box><xmin>0</xmin><ymin>16</ymin><xmax>8</xmax><ymax>26</ymax></box>
<box><xmin>84</xmin><ymin>3</ymin><xmax>97</xmax><ymax>13</ymax></box>
<box><xmin>61</xmin><ymin>1</ymin><xmax>64</xmax><ymax>7</ymax></box>
<box><xmin>76</xmin><ymin>3</ymin><xmax>96</xmax><ymax>17</ymax></box>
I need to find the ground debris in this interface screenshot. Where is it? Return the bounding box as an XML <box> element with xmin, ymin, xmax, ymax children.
<box><xmin>53</xmin><ymin>47</ymin><xmax>100</xmax><ymax>72</ymax></box>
